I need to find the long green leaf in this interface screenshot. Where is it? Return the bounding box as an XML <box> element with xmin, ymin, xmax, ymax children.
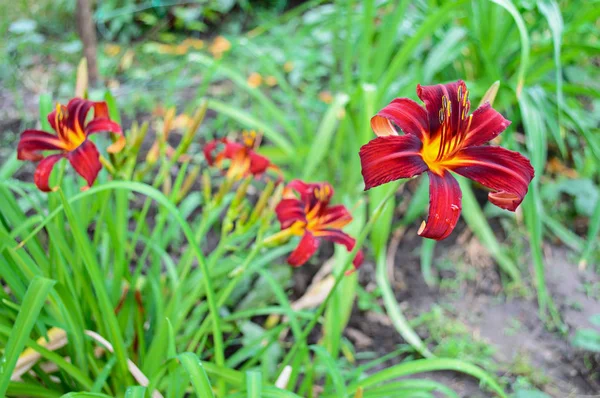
<box><xmin>347</xmin><ymin>358</ymin><xmax>507</xmax><ymax>397</ymax></box>
<box><xmin>179</xmin><ymin>353</ymin><xmax>215</xmax><ymax>398</ymax></box>
<box><xmin>124</xmin><ymin>387</ymin><xmax>146</xmax><ymax>398</ymax></box>
<box><xmin>302</xmin><ymin>93</ymin><xmax>350</xmax><ymax>179</ymax></box>
<box><xmin>246</xmin><ymin>370</ymin><xmax>262</xmax><ymax>398</ymax></box>
<box><xmin>0</xmin><ymin>276</ymin><xmax>55</xmax><ymax>397</ymax></box>
<box><xmin>458</xmin><ymin>178</ymin><xmax>522</xmax><ymax>283</ymax></box>
<box><xmin>310</xmin><ymin>345</ymin><xmax>347</xmax><ymax>397</ymax></box>
<box><xmin>491</xmin><ymin>0</ymin><xmax>530</xmax><ymax>96</ymax></box>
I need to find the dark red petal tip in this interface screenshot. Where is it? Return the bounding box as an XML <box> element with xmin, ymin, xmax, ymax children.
<box><xmin>67</xmin><ymin>140</ymin><xmax>102</xmax><ymax>190</ymax></box>
<box><xmin>34</xmin><ymin>154</ymin><xmax>64</xmax><ymax>192</ymax></box>
<box><xmin>371</xmin><ymin>98</ymin><xmax>429</xmax><ymax>139</ymax></box>
<box><xmin>359</xmin><ymin>134</ymin><xmax>427</xmax><ymax>190</ymax></box>
<box><xmin>448</xmin><ymin>146</ymin><xmax>534</xmax><ymax>211</ymax></box>
<box><xmin>17</xmin><ymin>130</ymin><xmax>65</xmax><ymax>161</ymax></box>
<box><xmin>287</xmin><ymin>232</ymin><xmax>320</xmax><ymax>267</ymax></box>
<box><xmin>418</xmin><ymin>170</ymin><xmax>462</xmax><ymax>241</ymax></box>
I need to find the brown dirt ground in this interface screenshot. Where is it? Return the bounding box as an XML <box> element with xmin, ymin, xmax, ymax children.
<box><xmin>339</xmin><ymin>223</ymin><xmax>600</xmax><ymax>398</ymax></box>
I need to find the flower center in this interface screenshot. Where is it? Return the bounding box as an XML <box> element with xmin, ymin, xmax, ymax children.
<box><xmin>421</xmin><ymin>92</ymin><xmax>473</xmax><ymax>175</ymax></box>
<box><xmin>55</xmin><ymin>105</ymin><xmax>86</xmax><ymax>151</ymax></box>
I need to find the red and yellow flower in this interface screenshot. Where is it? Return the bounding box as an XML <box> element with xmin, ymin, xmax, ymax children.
<box><xmin>274</xmin><ymin>180</ymin><xmax>363</xmax><ymax>268</ymax></box>
<box><xmin>203</xmin><ymin>131</ymin><xmax>280</xmax><ymax>180</ymax></box>
<box><xmin>360</xmin><ymin>80</ymin><xmax>534</xmax><ymax>240</ymax></box>
<box><xmin>17</xmin><ymin>98</ymin><xmax>124</xmax><ymax>192</ymax></box>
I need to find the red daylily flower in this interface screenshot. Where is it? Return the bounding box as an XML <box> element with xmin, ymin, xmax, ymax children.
<box><xmin>275</xmin><ymin>180</ymin><xmax>364</xmax><ymax>268</ymax></box>
<box><xmin>203</xmin><ymin>131</ymin><xmax>280</xmax><ymax>180</ymax></box>
<box><xmin>359</xmin><ymin>80</ymin><xmax>534</xmax><ymax>240</ymax></box>
<box><xmin>17</xmin><ymin>98</ymin><xmax>124</xmax><ymax>192</ymax></box>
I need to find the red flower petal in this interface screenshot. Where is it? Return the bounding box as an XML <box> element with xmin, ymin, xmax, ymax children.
<box><xmin>34</xmin><ymin>154</ymin><xmax>64</xmax><ymax>192</ymax></box>
<box><xmin>371</xmin><ymin>98</ymin><xmax>429</xmax><ymax>139</ymax></box>
<box><xmin>359</xmin><ymin>134</ymin><xmax>427</xmax><ymax>190</ymax></box>
<box><xmin>286</xmin><ymin>180</ymin><xmax>334</xmax><ymax>207</ymax></box>
<box><xmin>17</xmin><ymin>130</ymin><xmax>66</xmax><ymax>161</ymax></box>
<box><xmin>66</xmin><ymin>98</ymin><xmax>94</xmax><ymax>135</ymax></box>
<box><xmin>67</xmin><ymin>140</ymin><xmax>102</xmax><ymax>190</ymax></box>
<box><xmin>92</xmin><ymin>101</ymin><xmax>110</xmax><ymax>118</ymax></box>
<box><xmin>287</xmin><ymin>231</ymin><xmax>320</xmax><ymax>267</ymax></box>
<box><xmin>85</xmin><ymin>119</ymin><xmax>122</xmax><ymax>136</ymax></box>
<box><xmin>248</xmin><ymin>152</ymin><xmax>272</xmax><ymax>175</ymax></box>
<box><xmin>317</xmin><ymin>229</ymin><xmax>363</xmax><ymax>268</ymax></box>
<box><xmin>462</xmin><ymin>103</ymin><xmax>511</xmax><ymax>148</ymax></box>
<box><xmin>418</xmin><ymin>170</ymin><xmax>462</xmax><ymax>240</ymax></box>
<box><xmin>48</xmin><ymin>109</ymin><xmax>58</xmax><ymax>132</ymax></box>
<box><xmin>448</xmin><ymin>146</ymin><xmax>534</xmax><ymax>211</ymax></box>
<box><xmin>203</xmin><ymin>139</ymin><xmax>226</xmax><ymax>165</ymax></box>
<box><xmin>275</xmin><ymin>198</ymin><xmax>307</xmax><ymax>229</ymax></box>
<box><xmin>222</xmin><ymin>141</ymin><xmax>246</xmax><ymax>159</ymax></box>
<box><xmin>416</xmin><ymin>80</ymin><xmax>465</xmax><ymax>135</ymax></box>
<box><xmin>319</xmin><ymin>204</ymin><xmax>352</xmax><ymax>229</ymax></box>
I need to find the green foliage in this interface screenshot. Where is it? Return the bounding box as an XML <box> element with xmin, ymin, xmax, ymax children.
<box><xmin>1</xmin><ymin>0</ymin><xmax>599</xmax><ymax>396</ymax></box>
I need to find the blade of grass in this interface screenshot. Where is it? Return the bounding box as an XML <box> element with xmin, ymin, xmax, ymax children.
<box><xmin>0</xmin><ymin>276</ymin><xmax>55</xmax><ymax>397</ymax></box>
<box><xmin>179</xmin><ymin>353</ymin><xmax>215</xmax><ymax>398</ymax></box>
<box><xmin>246</xmin><ymin>370</ymin><xmax>262</xmax><ymax>398</ymax></box>
<box><xmin>346</xmin><ymin>358</ymin><xmax>507</xmax><ymax>397</ymax></box>
<box><xmin>7</xmin><ymin>382</ymin><xmax>61</xmax><ymax>398</ymax></box>
<box><xmin>302</xmin><ymin>93</ymin><xmax>350</xmax><ymax>179</ymax></box>
<box><xmin>579</xmin><ymin>196</ymin><xmax>600</xmax><ymax>269</ymax></box>
<box><xmin>457</xmin><ymin>178</ymin><xmax>522</xmax><ymax>283</ymax></box>
<box><xmin>376</xmin><ymin>250</ymin><xmax>433</xmax><ymax>358</ymax></box>
<box><xmin>378</xmin><ymin>0</ymin><xmax>468</xmax><ymax>99</ymax></box>
<box><xmin>537</xmin><ymin>0</ymin><xmax>565</xmax><ymax>156</ymax></box>
<box><xmin>490</xmin><ymin>0</ymin><xmax>530</xmax><ymax>96</ymax></box>
<box><xmin>39</xmin><ymin>93</ymin><xmax>53</xmax><ymax>131</ymax></box>
<box><xmin>124</xmin><ymin>386</ymin><xmax>147</xmax><ymax>398</ymax></box>
<box><xmin>56</xmin><ymin>189</ymin><xmax>131</xmax><ymax>380</ymax></box>
<box><xmin>519</xmin><ymin>90</ymin><xmax>562</xmax><ymax>327</ymax></box>
<box><xmin>420</xmin><ymin>239</ymin><xmax>437</xmax><ymax>287</ymax></box>
<box><xmin>310</xmin><ymin>345</ymin><xmax>347</xmax><ymax>397</ymax></box>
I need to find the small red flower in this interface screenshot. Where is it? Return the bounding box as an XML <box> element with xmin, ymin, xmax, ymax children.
<box><xmin>204</xmin><ymin>131</ymin><xmax>280</xmax><ymax>180</ymax></box>
<box><xmin>360</xmin><ymin>80</ymin><xmax>534</xmax><ymax>240</ymax></box>
<box><xmin>17</xmin><ymin>98</ymin><xmax>123</xmax><ymax>192</ymax></box>
<box><xmin>275</xmin><ymin>180</ymin><xmax>364</xmax><ymax>268</ymax></box>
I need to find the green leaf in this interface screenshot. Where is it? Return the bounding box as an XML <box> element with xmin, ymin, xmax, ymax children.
<box><xmin>0</xmin><ymin>276</ymin><xmax>55</xmax><ymax>397</ymax></box>
<box><xmin>458</xmin><ymin>178</ymin><xmax>521</xmax><ymax>283</ymax></box>
<box><xmin>347</xmin><ymin>358</ymin><xmax>507</xmax><ymax>398</ymax></box>
<box><xmin>125</xmin><ymin>386</ymin><xmax>147</xmax><ymax>398</ymax></box>
<box><xmin>7</xmin><ymin>382</ymin><xmax>61</xmax><ymax>398</ymax></box>
<box><xmin>302</xmin><ymin>93</ymin><xmax>350</xmax><ymax>179</ymax></box>
<box><xmin>39</xmin><ymin>93</ymin><xmax>53</xmax><ymax>131</ymax></box>
<box><xmin>246</xmin><ymin>370</ymin><xmax>262</xmax><ymax>398</ymax></box>
<box><xmin>490</xmin><ymin>0</ymin><xmax>530</xmax><ymax>95</ymax></box>
<box><xmin>103</xmin><ymin>91</ymin><xmax>121</xmax><ymax>124</ymax></box>
<box><xmin>179</xmin><ymin>353</ymin><xmax>216</xmax><ymax>397</ymax></box>
<box><xmin>420</xmin><ymin>238</ymin><xmax>437</xmax><ymax>287</ymax></box>
<box><xmin>310</xmin><ymin>345</ymin><xmax>347</xmax><ymax>397</ymax></box>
